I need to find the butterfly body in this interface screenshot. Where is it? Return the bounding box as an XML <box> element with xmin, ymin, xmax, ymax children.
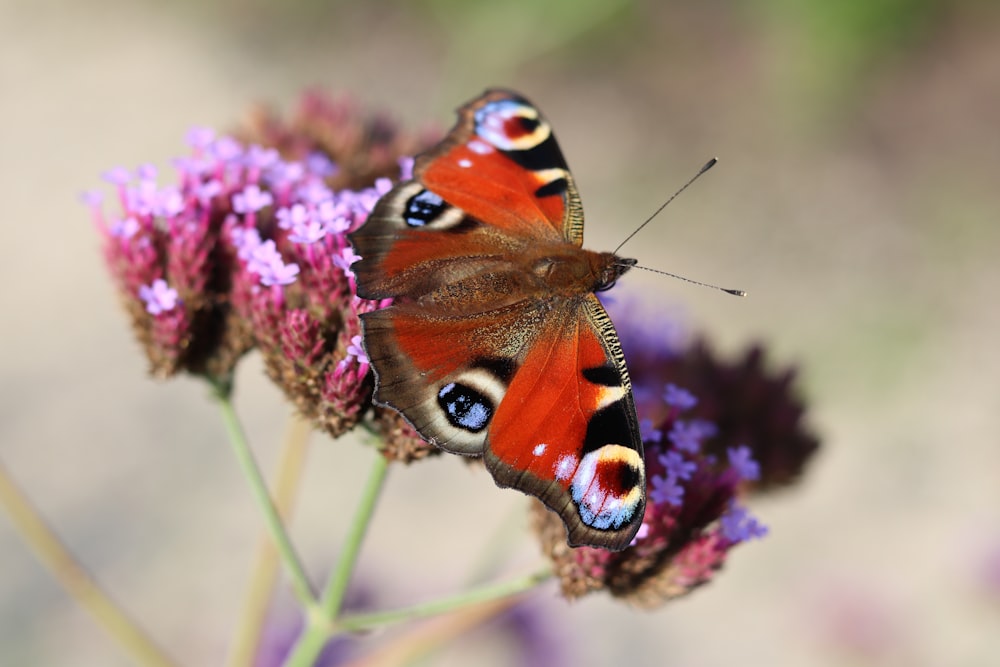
<box><xmin>350</xmin><ymin>90</ymin><xmax>645</xmax><ymax>550</ymax></box>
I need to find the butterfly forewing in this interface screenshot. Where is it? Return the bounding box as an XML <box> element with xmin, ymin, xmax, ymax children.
<box><xmin>349</xmin><ymin>89</ymin><xmax>645</xmax><ymax>550</ymax></box>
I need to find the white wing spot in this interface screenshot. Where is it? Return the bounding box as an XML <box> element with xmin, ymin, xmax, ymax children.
<box><xmin>468</xmin><ymin>140</ymin><xmax>493</xmax><ymax>154</ymax></box>
<box><xmin>533</xmin><ymin>443</ymin><xmax>547</xmax><ymax>456</ymax></box>
<box><xmin>555</xmin><ymin>455</ymin><xmax>577</xmax><ymax>481</ymax></box>
<box><xmin>458</xmin><ymin>158</ymin><xmax>472</xmax><ymax>168</ymax></box>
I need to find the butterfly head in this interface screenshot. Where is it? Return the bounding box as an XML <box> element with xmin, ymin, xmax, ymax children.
<box><xmin>594</xmin><ymin>254</ymin><xmax>637</xmax><ymax>292</ymax></box>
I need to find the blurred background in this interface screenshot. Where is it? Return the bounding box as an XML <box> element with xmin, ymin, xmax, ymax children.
<box><xmin>2</xmin><ymin>0</ymin><xmax>999</xmax><ymax>665</ymax></box>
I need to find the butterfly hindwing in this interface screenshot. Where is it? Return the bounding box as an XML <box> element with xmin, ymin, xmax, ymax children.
<box><xmin>485</xmin><ymin>295</ymin><xmax>645</xmax><ymax>549</ymax></box>
<box><xmin>359</xmin><ymin>299</ymin><xmax>542</xmax><ymax>455</ymax></box>
<box><xmin>349</xmin><ymin>90</ymin><xmax>645</xmax><ymax>550</ymax></box>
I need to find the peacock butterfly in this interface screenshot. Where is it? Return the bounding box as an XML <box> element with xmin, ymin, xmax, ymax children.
<box><xmin>349</xmin><ymin>89</ymin><xmax>645</xmax><ymax>550</ymax></box>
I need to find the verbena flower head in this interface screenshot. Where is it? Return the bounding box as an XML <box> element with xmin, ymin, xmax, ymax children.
<box><xmin>534</xmin><ymin>302</ymin><xmax>819</xmax><ymax>606</ymax></box>
<box><xmin>85</xmin><ymin>91</ymin><xmax>434</xmax><ymax>449</ymax></box>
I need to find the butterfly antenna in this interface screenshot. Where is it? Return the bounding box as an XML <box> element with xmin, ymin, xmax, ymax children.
<box><xmin>632</xmin><ymin>265</ymin><xmax>746</xmax><ymax>297</ymax></box>
<box><xmin>612</xmin><ymin>158</ymin><xmax>744</xmax><ymax>297</ymax></box>
<box><xmin>613</xmin><ymin>157</ymin><xmax>718</xmax><ymax>255</ymax></box>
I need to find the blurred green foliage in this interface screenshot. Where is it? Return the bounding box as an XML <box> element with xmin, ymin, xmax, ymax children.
<box><xmin>413</xmin><ymin>0</ymin><xmax>635</xmax><ymax>95</ymax></box>
<box><xmin>749</xmin><ymin>0</ymin><xmax>942</xmax><ymax>117</ymax></box>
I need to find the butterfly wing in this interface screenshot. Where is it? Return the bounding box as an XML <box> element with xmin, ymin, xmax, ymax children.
<box><xmin>350</xmin><ymin>89</ymin><xmax>583</xmax><ymax>302</ymax></box>
<box><xmin>418</xmin><ymin>89</ymin><xmax>585</xmax><ymax>245</ymax></box>
<box><xmin>360</xmin><ymin>292</ymin><xmax>645</xmax><ymax>550</ymax></box>
<box><xmin>350</xmin><ymin>90</ymin><xmax>645</xmax><ymax>550</ymax></box>
<box><xmin>484</xmin><ymin>295</ymin><xmax>645</xmax><ymax>550</ymax></box>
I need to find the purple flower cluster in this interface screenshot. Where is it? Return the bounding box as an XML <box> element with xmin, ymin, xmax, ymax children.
<box><xmin>84</xmin><ymin>103</ymin><xmax>429</xmax><ymax>444</ymax></box>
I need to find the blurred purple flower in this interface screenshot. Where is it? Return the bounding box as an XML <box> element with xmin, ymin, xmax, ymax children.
<box><xmin>232</xmin><ymin>184</ymin><xmax>273</xmax><ymax>214</ymax></box>
<box><xmin>719</xmin><ymin>502</ymin><xmax>768</xmax><ymax>542</ymax></box>
<box><xmin>727</xmin><ymin>445</ymin><xmax>761</xmax><ymax>481</ymax></box>
<box><xmin>247</xmin><ymin>240</ymin><xmax>300</xmax><ymax>287</ymax></box>
<box><xmin>661</xmin><ymin>450</ymin><xmax>697</xmax><ymax>481</ymax></box>
<box><xmin>138</xmin><ymin>279</ymin><xmax>179</xmax><ymax>315</ymax></box>
<box><xmin>664</xmin><ymin>383</ymin><xmax>697</xmax><ymax>409</ymax></box>
<box><xmin>650</xmin><ymin>472</ymin><xmax>684</xmax><ymax>506</ymax></box>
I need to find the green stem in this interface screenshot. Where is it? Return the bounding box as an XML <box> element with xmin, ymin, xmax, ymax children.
<box><xmin>282</xmin><ymin>450</ymin><xmax>389</xmax><ymax>667</ymax></box>
<box><xmin>225</xmin><ymin>414</ymin><xmax>313</xmax><ymax>667</ymax></box>
<box><xmin>464</xmin><ymin>502</ymin><xmax>529</xmax><ymax>586</ymax></box>
<box><xmin>0</xmin><ymin>459</ymin><xmax>178</xmax><ymax>667</ymax></box>
<box><xmin>213</xmin><ymin>387</ymin><xmax>317</xmax><ymax>609</ymax></box>
<box><xmin>337</xmin><ymin>567</ymin><xmax>552</xmax><ymax>633</ymax></box>
<box><xmin>320</xmin><ymin>451</ymin><xmax>389</xmax><ymax>618</ymax></box>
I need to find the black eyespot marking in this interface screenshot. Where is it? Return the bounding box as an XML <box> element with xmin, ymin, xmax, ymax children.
<box><xmin>404</xmin><ymin>189</ymin><xmax>447</xmax><ymax>227</ymax></box>
<box><xmin>517</xmin><ymin>115</ymin><xmax>541</xmax><ymax>134</ymax></box>
<box><xmin>472</xmin><ymin>357</ymin><xmax>518</xmax><ymax>384</ymax></box>
<box><xmin>534</xmin><ymin>177</ymin><xmax>568</xmax><ymax>199</ymax></box>
<box><xmin>582</xmin><ymin>365</ymin><xmax>622</xmax><ymax>387</ymax></box>
<box><xmin>612</xmin><ymin>459</ymin><xmax>644</xmax><ymax>493</ymax></box>
<box><xmin>504</xmin><ymin>134</ymin><xmax>568</xmax><ymax>171</ymax></box>
<box><xmin>444</xmin><ymin>216</ymin><xmax>480</xmax><ymax>234</ymax></box>
<box><xmin>438</xmin><ymin>382</ymin><xmax>493</xmax><ymax>432</ymax></box>
<box><xmin>583</xmin><ymin>402</ymin><xmax>634</xmax><ymax>455</ymax></box>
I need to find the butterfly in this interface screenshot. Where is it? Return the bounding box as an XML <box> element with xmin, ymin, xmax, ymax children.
<box><xmin>349</xmin><ymin>89</ymin><xmax>644</xmax><ymax>550</ymax></box>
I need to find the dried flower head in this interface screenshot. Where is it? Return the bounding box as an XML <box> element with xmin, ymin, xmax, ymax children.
<box><xmin>629</xmin><ymin>338</ymin><xmax>820</xmax><ymax>493</ymax></box>
<box><xmin>238</xmin><ymin>89</ymin><xmax>432</xmax><ymax>192</ymax></box>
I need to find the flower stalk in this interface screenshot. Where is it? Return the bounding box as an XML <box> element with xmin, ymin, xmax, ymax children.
<box><xmin>225</xmin><ymin>414</ymin><xmax>313</xmax><ymax>667</ymax></box>
<box><xmin>213</xmin><ymin>383</ymin><xmax>318</xmax><ymax>609</ymax></box>
<box><xmin>0</xmin><ymin>460</ymin><xmax>178</xmax><ymax>667</ymax></box>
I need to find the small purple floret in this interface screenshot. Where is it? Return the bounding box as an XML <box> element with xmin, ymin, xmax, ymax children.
<box><xmin>196</xmin><ymin>180</ymin><xmax>222</xmax><ymax>205</ymax></box>
<box><xmin>334</xmin><ymin>247</ymin><xmax>361</xmax><ymax>274</ymax></box>
<box><xmin>211</xmin><ymin>136</ymin><xmax>243</xmax><ymax>162</ymax></box>
<box><xmin>232</xmin><ymin>184</ymin><xmax>273</xmax><ymax>214</ymax></box>
<box><xmin>276</xmin><ymin>204</ymin><xmax>310</xmax><ymax>231</ymax></box>
<box><xmin>664</xmin><ymin>383</ymin><xmax>698</xmax><ymax>410</ymax></box>
<box><xmin>137</xmin><ymin>163</ymin><xmax>158</xmax><ymax>181</ymax></box>
<box><xmin>185</xmin><ymin>126</ymin><xmax>215</xmax><ymax>149</ymax></box>
<box><xmin>138</xmin><ymin>279</ymin><xmax>179</xmax><ymax>315</ymax></box>
<box><xmin>245</xmin><ymin>145</ymin><xmax>279</xmax><ymax>170</ymax></box>
<box><xmin>719</xmin><ymin>503</ymin><xmax>768</xmax><ymax>542</ymax></box>
<box><xmin>660</xmin><ymin>450</ymin><xmax>697</xmax><ymax>481</ymax></box>
<box><xmin>248</xmin><ymin>240</ymin><xmax>299</xmax><ymax>286</ymax></box>
<box><xmin>306</xmin><ymin>152</ymin><xmax>337</xmax><ymax>177</ymax></box>
<box><xmin>157</xmin><ymin>187</ymin><xmax>185</xmax><ymax>217</ymax></box>
<box><xmin>727</xmin><ymin>445</ymin><xmax>761</xmax><ymax>481</ymax></box>
<box><xmin>668</xmin><ymin>419</ymin><xmax>711</xmax><ymax>453</ymax></box>
<box><xmin>80</xmin><ymin>190</ymin><xmax>104</xmax><ymax>207</ymax></box>
<box><xmin>650</xmin><ymin>472</ymin><xmax>684</xmax><ymax>506</ymax></box>
<box><xmin>110</xmin><ymin>217</ymin><xmax>140</xmax><ymax>239</ymax></box>
<box><xmin>345</xmin><ymin>335</ymin><xmax>368</xmax><ymax>365</ymax></box>
<box><xmin>231</xmin><ymin>226</ymin><xmax>263</xmax><ymax>261</ymax></box>
<box><xmin>268</xmin><ymin>160</ymin><xmax>306</xmax><ymax>187</ymax></box>
<box><xmin>298</xmin><ymin>180</ymin><xmax>333</xmax><ymax>205</ymax></box>
<box><xmin>398</xmin><ymin>156</ymin><xmax>415</xmax><ymax>180</ymax></box>
<box><xmin>102</xmin><ymin>167</ymin><xmax>131</xmax><ymax>185</ymax></box>
<box><xmin>288</xmin><ymin>219</ymin><xmax>327</xmax><ymax>244</ymax></box>
<box><xmin>639</xmin><ymin>418</ymin><xmax>662</xmax><ymax>443</ymax></box>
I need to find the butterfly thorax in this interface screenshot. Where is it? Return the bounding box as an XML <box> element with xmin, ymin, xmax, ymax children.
<box><xmin>528</xmin><ymin>248</ymin><xmax>635</xmax><ymax>296</ymax></box>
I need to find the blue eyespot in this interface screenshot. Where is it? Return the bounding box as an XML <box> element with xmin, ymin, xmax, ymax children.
<box><xmin>438</xmin><ymin>382</ymin><xmax>493</xmax><ymax>432</ymax></box>
<box><xmin>404</xmin><ymin>189</ymin><xmax>446</xmax><ymax>227</ymax></box>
